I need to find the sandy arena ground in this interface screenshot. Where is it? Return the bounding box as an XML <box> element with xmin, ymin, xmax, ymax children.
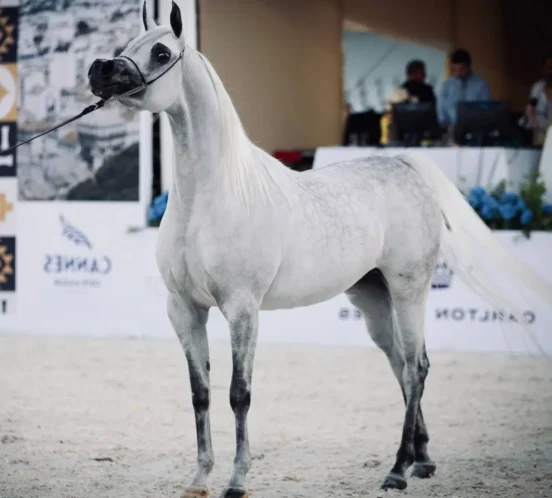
<box><xmin>1</xmin><ymin>335</ymin><xmax>551</xmax><ymax>498</ymax></box>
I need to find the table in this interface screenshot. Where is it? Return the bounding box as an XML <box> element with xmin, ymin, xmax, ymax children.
<box><xmin>313</xmin><ymin>147</ymin><xmax>542</xmax><ymax>194</ymax></box>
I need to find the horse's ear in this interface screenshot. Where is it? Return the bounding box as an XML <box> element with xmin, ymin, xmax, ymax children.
<box><xmin>170</xmin><ymin>1</ymin><xmax>183</xmax><ymax>38</ymax></box>
<box><xmin>142</xmin><ymin>0</ymin><xmax>157</xmax><ymax>31</ymax></box>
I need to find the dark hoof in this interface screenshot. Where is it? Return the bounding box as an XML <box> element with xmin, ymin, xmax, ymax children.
<box><xmin>381</xmin><ymin>473</ymin><xmax>407</xmax><ymax>491</ymax></box>
<box><xmin>221</xmin><ymin>488</ymin><xmax>248</xmax><ymax>498</ymax></box>
<box><xmin>411</xmin><ymin>461</ymin><xmax>437</xmax><ymax>479</ymax></box>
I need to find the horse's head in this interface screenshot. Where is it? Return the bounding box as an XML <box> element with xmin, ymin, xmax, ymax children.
<box><xmin>88</xmin><ymin>1</ymin><xmax>186</xmax><ymax>113</ymax></box>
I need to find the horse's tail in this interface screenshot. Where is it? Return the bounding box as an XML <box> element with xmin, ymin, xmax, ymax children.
<box><xmin>398</xmin><ymin>149</ymin><xmax>552</xmax><ymax>354</ymax></box>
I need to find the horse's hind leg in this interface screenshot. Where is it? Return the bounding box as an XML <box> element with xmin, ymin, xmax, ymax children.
<box><xmin>346</xmin><ymin>270</ymin><xmax>435</xmax><ymax>491</ymax></box>
<box><xmin>382</xmin><ymin>270</ymin><xmax>434</xmax><ymax>491</ymax></box>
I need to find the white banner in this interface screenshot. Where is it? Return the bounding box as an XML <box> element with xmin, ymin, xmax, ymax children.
<box><xmin>3</xmin><ymin>217</ymin><xmax>552</xmax><ymax>355</ymax></box>
<box><xmin>2</xmin><ymin>203</ymin><xmax>147</xmax><ymax>334</ymax></box>
<box><xmin>313</xmin><ymin>146</ymin><xmax>541</xmax><ymax>194</ymax></box>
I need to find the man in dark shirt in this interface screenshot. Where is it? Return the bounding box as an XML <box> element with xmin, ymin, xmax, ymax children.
<box><xmin>400</xmin><ymin>59</ymin><xmax>436</xmax><ymax>104</ymax></box>
<box><xmin>382</xmin><ymin>60</ymin><xmax>438</xmax><ymax>144</ymax></box>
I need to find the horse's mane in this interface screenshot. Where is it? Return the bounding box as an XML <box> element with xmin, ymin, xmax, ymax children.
<box><xmin>198</xmin><ymin>53</ymin><xmax>288</xmax><ymax>207</ymax></box>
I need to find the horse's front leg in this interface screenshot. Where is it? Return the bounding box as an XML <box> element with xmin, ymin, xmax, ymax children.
<box><xmin>220</xmin><ymin>300</ymin><xmax>260</xmax><ymax>498</ymax></box>
<box><xmin>167</xmin><ymin>293</ymin><xmax>214</xmax><ymax>498</ymax></box>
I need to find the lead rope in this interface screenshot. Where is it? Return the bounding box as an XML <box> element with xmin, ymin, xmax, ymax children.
<box><xmin>1</xmin><ymin>46</ymin><xmax>185</xmax><ymax>155</ymax></box>
<box><xmin>0</xmin><ymin>83</ymin><xmax>147</xmax><ymax>155</ymax></box>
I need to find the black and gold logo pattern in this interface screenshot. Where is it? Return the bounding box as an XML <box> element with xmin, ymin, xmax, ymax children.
<box><xmin>0</xmin><ymin>6</ymin><xmax>18</xmax><ymax>178</ymax></box>
<box><xmin>0</xmin><ymin>236</ymin><xmax>15</xmax><ymax>291</ymax></box>
<box><xmin>0</xmin><ymin>8</ymin><xmax>18</xmax><ymax>64</ymax></box>
<box><xmin>0</xmin><ymin>4</ymin><xmax>17</xmax><ymax>314</ymax></box>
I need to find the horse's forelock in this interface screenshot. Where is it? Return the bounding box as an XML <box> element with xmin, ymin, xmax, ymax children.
<box><xmin>124</xmin><ymin>27</ymin><xmax>175</xmax><ymax>57</ymax></box>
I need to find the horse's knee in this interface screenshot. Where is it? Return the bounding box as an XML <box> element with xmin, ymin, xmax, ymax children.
<box><xmin>230</xmin><ymin>378</ymin><xmax>251</xmax><ymax>413</ymax></box>
<box><xmin>187</xmin><ymin>361</ymin><xmax>210</xmax><ymax>411</ymax></box>
<box><xmin>191</xmin><ymin>384</ymin><xmax>210</xmax><ymax>412</ymax></box>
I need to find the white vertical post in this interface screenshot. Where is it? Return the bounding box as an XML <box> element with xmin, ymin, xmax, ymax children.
<box><xmin>540</xmin><ymin>128</ymin><xmax>552</xmax><ymax>204</ymax></box>
<box><xmin>138</xmin><ymin>0</ymin><xmax>156</xmax><ymax>218</ymax></box>
<box><xmin>159</xmin><ymin>0</ymin><xmax>198</xmax><ymax>193</ymax></box>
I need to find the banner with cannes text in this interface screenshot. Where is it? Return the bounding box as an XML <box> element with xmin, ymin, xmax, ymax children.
<box><xmin>0</xmin><ymin>0</ymin><xmax>153</xmax><ymax>323</ymax></box>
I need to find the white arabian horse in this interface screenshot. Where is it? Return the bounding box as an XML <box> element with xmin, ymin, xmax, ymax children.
<box><xmin>88</xmin><ymin>2</ymin><xmax>552</xmax><ymax>496</ymax></box>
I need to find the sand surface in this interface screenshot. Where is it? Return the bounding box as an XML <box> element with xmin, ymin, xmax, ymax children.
<box><xmin>1</xmin><ymin>335</ymin><xmax>551</xmax><ymax>498</ymax></box>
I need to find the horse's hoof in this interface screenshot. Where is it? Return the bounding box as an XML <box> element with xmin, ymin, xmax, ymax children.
<box><xmin>220</xmin><ymin>488</ymin><xmax>248</xmax><ymax>498</ymax></box>
<box><xmin>181</xmin><ymin>486</ymin><xmax>209</xmax><ymax>498</ymax></box>
<box><xmin>381</xmin><ymin>473</ymin><xmax>407</xmax><ymax>491</ymax></box>
<box><xmin>411</xmin><ymin>461</ymin><xmax>437</xmax><ymax>479</ymax></box>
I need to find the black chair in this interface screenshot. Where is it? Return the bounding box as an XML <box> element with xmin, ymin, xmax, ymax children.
<box><xmin>343</xmin><ymin>110</ymin><xmax>382</xmax><ymax>146</ymax></box>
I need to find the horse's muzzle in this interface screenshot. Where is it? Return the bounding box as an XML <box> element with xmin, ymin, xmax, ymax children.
<box><xmin>88</xmin><ymin>58</ymin><xmax>143</xmax><ymax>100</ymax></box>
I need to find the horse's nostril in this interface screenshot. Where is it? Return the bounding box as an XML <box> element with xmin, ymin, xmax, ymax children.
<box><xmin>99</xmin><ymin>60</ymin><xmax>116</xmax><ymax>78</ymax></box>
<box><xmin>89</xmin><ymin>60</ymin><xmax>101</xmax><ymax>78</ymax></box>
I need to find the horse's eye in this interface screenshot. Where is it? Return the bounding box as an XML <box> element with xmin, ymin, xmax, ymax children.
<box><xmin>157</xmin><ymin>51</ymin><xmax>170</xmax><ymax>63</ymax></box>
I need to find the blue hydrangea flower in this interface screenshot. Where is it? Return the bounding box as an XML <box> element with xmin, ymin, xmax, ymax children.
<box><xmin>480</xmin><ymin>205</ymin><xmax>495</xmax><ymax>220</ymax></box>
<box><xmin>147</xmin><ymin>203</ymin><xmax>164</xmax><ymax>221</ymax></box>
<box><xmin>520</xmin><ymin>209</ymin><xmax>534</xmax><ymax>226</ymax></box>
<box><xmin>470</xmin><ymin>186</ymin><xmax>486</xmax><ymax>199</ymax></box>
<box><xmin>516</xmin><ymin>198</ymin><xmax>527</xmax><ymax>212</ymax></box>
<box><xmin>148</xmin><ymin>191</ymin><xmax>169</xmax><ymax>222</ymax></box>
<box><xmin>467</xmin><ymin>193</ymin><xmax>481</xmax><ymax>209</ymax></box>
<box><xmin>481</xmin><ymin>194</ymin><xmax>498</xmax><ymax>210</ymax></box>
<box><xmin>500</xmin><ymin>192</ymin><xmax>518</xmax><ymax>204</ymax></box>
<box><xmin>499</xmin><ymin>203</ymin><xmax>518</xmax><ymax>221</ymax></box>
<box><xmin>153</xmin><ymin>191</ymin><xmax>168</xmax><ymax>207</ymax></box>
<box><xmin>543</xmin><ymin>204</ymin><xmax>552</xmax><ymax>215</ymax></box>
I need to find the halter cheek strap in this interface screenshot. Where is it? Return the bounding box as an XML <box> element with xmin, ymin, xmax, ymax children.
<box><xmin>0</xmin><ymin>48</ymin><xmax>185</xmax><ymax>154</ymax></box>
<box><xmin>119</xmin><ymin>55</ymin><xmax>148</xmax><ymax>86</ymax></box>
<box><xmin>119</xmin><ymin>47</ymin><xmax>185</xmax><ymax>87</ymax></box>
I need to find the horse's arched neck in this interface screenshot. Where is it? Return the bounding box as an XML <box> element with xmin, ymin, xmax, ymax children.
<box><xmin>164</xmin><ymin>49</ymin><xmax>260</xmax><ymax>205</ymax></box>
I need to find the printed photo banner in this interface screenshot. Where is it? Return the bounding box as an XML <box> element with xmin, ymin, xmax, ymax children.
<box><xmin>16</xmin><ymin>0</ymin><xmax>144</xmax><ymax>203</ymax></box>
<box><xmin>0</xmin><ymin>0</ymin><xmax>19</xmax><ymax>316</ymax></box>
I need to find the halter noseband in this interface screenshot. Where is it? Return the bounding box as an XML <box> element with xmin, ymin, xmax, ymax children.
<box><xmin>0</xmin><ymin>48</ymin><xmax>185</xmax><ymax>154</ymax></box>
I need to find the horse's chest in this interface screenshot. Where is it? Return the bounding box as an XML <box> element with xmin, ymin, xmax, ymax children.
<box><xmin>156</xmin><ymin>223</ymin><xmax>217</xmax><ymax>307</ymax></box>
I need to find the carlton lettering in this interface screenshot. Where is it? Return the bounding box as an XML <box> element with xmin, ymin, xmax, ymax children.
<box><xmin>338</xmin><ymin>308</ymin><xmax>363</xmax><ymax>320</ymax></box>
<box><xmin>435</xmin><ymin>307</ymin><xmax>535</xmax><ymax>324</ymax></box>
<box><xmin>43</xmin><ymin>254</ymin><xmax>112</xmax><ymax>275</ymax></box>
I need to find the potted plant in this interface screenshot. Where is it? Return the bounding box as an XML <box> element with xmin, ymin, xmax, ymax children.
<box><xmin>466</xmin><ymin>172</ymin><xmax>552</xmax><ymax>238</ymax></box>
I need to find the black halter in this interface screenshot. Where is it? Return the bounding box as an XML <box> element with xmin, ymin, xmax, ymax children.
<box><xmin>0</xmin><ymin>48</ymin><xmax>185</xmax><ymax>155</ymax></box>
<box><xmin>120</xmin><ymin>46</ymin><xmax>185</xmax><ymax>88</ymax></box>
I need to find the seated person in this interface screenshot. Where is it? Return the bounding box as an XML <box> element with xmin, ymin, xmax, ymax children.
<box><xmin>437</xmin><ymin>49</ymin><xmax>492</xmax><ymax>129</ymax></box>
<box><xmin>381</xmin><ymin>60</ymin><xmax>437</xmax><ymax>145</ymax></box>
<box><xmin>521</xmin><ymin>54</ymin><xmax>552</xmax><ymax>146</ymax></box>
<box><xmin>400</xmin><ymin>59</ymin><xmax>436</xmax><ymax>104</ymax></box>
